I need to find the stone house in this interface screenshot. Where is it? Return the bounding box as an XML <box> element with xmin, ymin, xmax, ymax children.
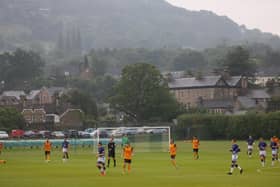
<box><xmin>168</xmin><ymin>75</ymin><xmax>248</xmax><ymax>109</ymax></box>
<box><xmin>21</xmin><ymin>108</ymin><xmax>46</xmax><ymax>124</ymax></box>
<box><xmin>0</xmin><ymin>95</ymin><xmax>20</xmax><ymax>106</ymax></box>
<box><xmin>26</xmin><ymin>87</ymin><xmax>52</xmax><ymax>106</ymax></box>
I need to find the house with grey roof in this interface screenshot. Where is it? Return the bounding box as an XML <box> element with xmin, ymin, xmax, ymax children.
<box><xmin>2</xmin><ymin>90</ymin><xmax>26</xmax><ymax>100</ymax></box>
<box><xmin>168</xmin><ymin>75</ymin><xmax>248</xmax><ymax>111</ymax></box>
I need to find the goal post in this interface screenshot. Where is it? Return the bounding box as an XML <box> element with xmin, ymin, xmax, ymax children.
<box><xmin>93</xmin><ymin>126</ymin><xmax>171</xmax><ymax>153</ymax></box>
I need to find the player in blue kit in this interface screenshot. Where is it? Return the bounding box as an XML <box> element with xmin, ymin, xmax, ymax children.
<box><xmin>270</xmin><ymin>137</ymin><xmax>278</xmax><ymax>166</ymax></box>
<box><xmin>246</xmin><ymin>135</ymin><xmax>254</xmax><ymax>158</ymax></box>
<box><xmin>96</xmin><ymin>142</ymin><xmax>106</xmax><ymax>176</ymax></box>
<box><xmin>62</xmin><ymin>138</ymin><xmax>70</xmax><ymax>162</ymax></box>
<box><xmin>258</xmin><ymin>137</ymin><xmax>267</xmax><ymax>167</ymax></box>
<box><xmin>227</xmin><ymin>139</ymin><xmax>243</xmax><ymax>175</ymax></box>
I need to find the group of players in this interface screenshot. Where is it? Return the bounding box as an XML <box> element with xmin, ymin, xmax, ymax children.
<box><xmin>168</xmin><ymin>135</ymin><xmax>280</xmax><ymax>176</ymax></box>
<box><xmin>1</xmin><ymin>134</ymin><xmax>279</xmax><ymax>176</ymax></box>
<box><xmin>96</xmin><ymin>136</ymin><xmax>133</xmax><ymax>176</ymax></box>
<box><xmin>226</xmin><ymin>135</ymin><xmax>280</xmax><ymax>175</ymax></box>
<box><xmin>44</xmin><ymin>135</ymin><xmax>133</xmax><ymax>176</ymax></box>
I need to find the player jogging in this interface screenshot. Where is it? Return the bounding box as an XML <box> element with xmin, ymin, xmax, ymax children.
<box><xmin>44</xmin><ymin>138</ymin><xmax>52</xmax><ymax>162</ymax></box>
<box><xmin>62</xmin><ymin>138</ymin><xmax>70</xmax><ymax>162</ymax></box>
<box><xmin>96</xmin><ymin>142</ymin><xmax>106</xmax><ymax>176</ymax></box>
<box><xmin>107</xmin><ymin>137</ymin><xmax>116</xmax><ymax>167</ymax></box>
<box><xmin>258</xmin><ymin>137</ymin><xmax>267</xmax><ymax>167</ymax></box>
<box><xmin>123</xmin><ymin>143</ymin><xmax>133</xmax><ymax>174</ymax></box>
<box><xmin>270</xmin><ymin>137</ymin><xmax>278</xmax><ymax>166</ymax></box>
<box><xmin>227</xmin><ymin>139</ymin><xmax>243</xmax><ymax>175</ymax></box>
<box><xmin>246</xmin><ymin>135</ymin><xmax>254</xmax><ymax>158</ymax></box>
<box><xmin>192</xmin><ymin>136</ymin><xmax>200</xmax><ymax>160</ymax></box>
<box><xmin>169</xmin><ymin>139</ymin><xmax>177</xmax><ymax>169</ymax></box>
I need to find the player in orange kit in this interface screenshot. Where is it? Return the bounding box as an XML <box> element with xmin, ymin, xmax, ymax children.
<box><xmin>169</xmin><ymin>139</ymin><xmax>177</xmax><ymax>169</ymax></box>
<box><xmin>123</xmin><ymin>143</ymin><xmax>133</xmax><ymax>174</ymax></box>
<box><xmin>192</xmin><ymin>136</ymin><xmax>200</xmax><ymax>160</ymax></box>
<box><xmin>44</xmin><ymin>138</ymin><xmax>52</xmax><ymax>162</ymax></box>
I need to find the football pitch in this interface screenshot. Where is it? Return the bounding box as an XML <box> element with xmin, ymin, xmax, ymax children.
<box><xmin>0</xmin><ymin>141</ymin><xmax>279</xmax><ymax>187</ymax></box>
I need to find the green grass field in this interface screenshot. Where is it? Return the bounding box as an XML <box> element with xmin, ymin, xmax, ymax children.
<box><xmin>0</xmin><ymin>141</ymin><xmax>280</xmax><ymax>187</ymax></box>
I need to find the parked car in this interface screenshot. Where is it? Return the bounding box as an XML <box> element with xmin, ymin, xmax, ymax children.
<box><xmin>84</xmin><ymin>128</ymin><xmax>95</xmax><ymax>133</ymax></box>
<box><xmin>136</xmin><ymin>127</ymin><xmax>145</xmax><ymax>134</ymax></box>
<box><xmin>38</xmin><ymin>130</ymin><xmax>51</xmax><ymax>139</ymax></box>
<box><xmin>11</xmin><ymin>129</ymin><xmax>25</xmax><ymax>138</ymax></box>
<box><xmin>78</xmin><ymin>131</ymin><xmax>91</xmax><ymax>138</ymax></box>
<box><xmin>145</xmin><ymin>128</ymin><xmax>168</xmax><ymax>134</ymax></box>
<box><xmin>51</xmin><ymin>131</ymin><xmax>65</xmax><ymax>139</ymax></box>
<box><xmin>0</xmin><ymin>131</ymin><xmax>9</xmax><ymax>139</ymax></box>
<box><xmin>90</xmin><ymin>129</ymin><xmax>109</xmax><ymax>138</ymax></box>
<box><xmin>23</xmin><ymin>130</ymin><xmax>40</xmax><ymax>139</ymax></box>
<box><xmin>64</xmin><ymin>130</ymin><xmax>79</xmax><ymax>138</ymax></box>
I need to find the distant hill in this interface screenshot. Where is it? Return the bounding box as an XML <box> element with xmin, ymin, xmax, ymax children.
<box><xmin>0</xmin><ymin>0</ymin><xmax>280</xmax><ymax>51</ymax></box>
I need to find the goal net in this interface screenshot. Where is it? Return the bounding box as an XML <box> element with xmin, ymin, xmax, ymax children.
<box><xmin>93</xmin><ymin>126</ymin><xmax>171</xmax><ymax>153</ymax></box>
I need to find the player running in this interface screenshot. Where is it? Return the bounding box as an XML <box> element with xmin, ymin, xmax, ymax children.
<box><xmin>192</xmin><ymin>136</ymin><xmax>200</xmax><ymax>160</ymax></box>
<box><xmin>123</xmin><ymin>143</ymin><xmax>133</xmax><ymax>174</ymax></box>
<box><xmin>44</xmin><ymin>138</ymin><xmax>52</xmax><ymax>162</ymax></box>
<box><xmin>258</xmin><ymin>137</ymin><xmax>267</xmax><ymax>167</ymax></box>
<box><xmin>169</xmin><ymin>139</ymin><xmax>177</xmax><ymax>169</ymax></box>
<box><xmin>270</xmin><ymin>137</ymin><xmax>278</xmax><ymax>166</ymax></box>
<box><xmin>62</xmin><ymin>138</ymin><xmax>70</xmax><ymax>162</ymax></box>
<box><xmin>227</xmin><ymin>139</ymin><xmax>243</xmax><ymax>175</ymax></box>
<box><xmin>107</xmin><ymin>137</ymin><xmax>116</xmax><ymax>168</ymax></box>
<box><xmin>271</xmin><ymin>135</ymin><xmax>279</xmax><ymax>162</ymax></box>
<box><xmin>96</xmin><ymin>142</ymin><xmax>106</xmax><ymax>176</ymax></box>
<box><xmin>246</xmin><ymin>135</ymin><xmax>254</xmax><ymax>158</ymax></box>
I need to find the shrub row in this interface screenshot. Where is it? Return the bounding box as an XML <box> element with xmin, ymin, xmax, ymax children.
<box><xmin>174</xmin><ymin>112</ymin><xmax>280</xmax><ymax>140</ymax></box>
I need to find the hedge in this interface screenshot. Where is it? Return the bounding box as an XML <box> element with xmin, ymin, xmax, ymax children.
<box><xmin>174</xmin><ymin>112</ymin><xmax>280</xmax><ymax>140</ymax></box>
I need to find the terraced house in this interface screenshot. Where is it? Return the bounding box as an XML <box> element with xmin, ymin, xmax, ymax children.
<box><xmin>168</xmin><ymin>75</ymin><xmax>249</xmax><ymax>113</ymax></box>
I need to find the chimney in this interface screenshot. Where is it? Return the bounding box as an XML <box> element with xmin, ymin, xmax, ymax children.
<box><xmin>221</xmin><ymin>69</ymin><xmax>231</xmax><ymax>80</ymax></box>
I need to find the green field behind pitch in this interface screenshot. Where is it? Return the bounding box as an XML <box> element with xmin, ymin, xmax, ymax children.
<box><xmin>0</xmin><ymin>141</ymin><xmax>279</xmax><ymax>187</ymax></box>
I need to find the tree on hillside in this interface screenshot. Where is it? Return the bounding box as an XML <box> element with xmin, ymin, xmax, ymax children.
<box><xmin>0</xmin><ymin>49</ymin><xmax>45</xmax><ymax>89</ymax></box>
<box><xmin>89</xmin><ymin>55</ymin><xmax>107</xmax><ymax>77</ymax></box>
<box><xmin>109</xmin><ymin>63</ymin><xmax>180</xmax><ymax>122</ymax></box>
<box><xmin>64</xmin><ymin>89</ymin><xmax>98</xmax><ymax>118</ymax></box>
<box><xmin>223</xmin><ymin>46</ymin><xmax>256</xmax><ymax>76</ymax></box>
<box><xmin>172</xmin><ymin>51</ymin><xmax>206</xmax><ymax>71</ymax></box>
<box><xmin>0</xmin><ymin>108</ymin><xmax>25</xmax><ymax>131</ymax></box>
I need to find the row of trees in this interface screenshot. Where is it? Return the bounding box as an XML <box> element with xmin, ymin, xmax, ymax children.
<box><xmin>86</xmin><ymin>44</ymin><xmax>280</xmax><ymax>76</ymax></box>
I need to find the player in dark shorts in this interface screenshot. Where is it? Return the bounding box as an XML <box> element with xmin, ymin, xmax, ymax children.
<box><xmin>96</xmin><ymin>142</ymin><xmax>106</xmax><ymax>176</ymax></box>
<box><xmin>107</xmin><ymin>137</ymin><xmax>116</xmax><ymax>167</ymax></box>
<box><xmin>246</xmin><ymin>135</ymin><xmax>254</xmax><ymax>158</ymax></box>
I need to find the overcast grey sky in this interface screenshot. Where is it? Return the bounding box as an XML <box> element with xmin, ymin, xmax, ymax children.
<box><xmin>166</xmin><ymin>0</ymin><xmax>280</xmax><ymax>36</ymax></box>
